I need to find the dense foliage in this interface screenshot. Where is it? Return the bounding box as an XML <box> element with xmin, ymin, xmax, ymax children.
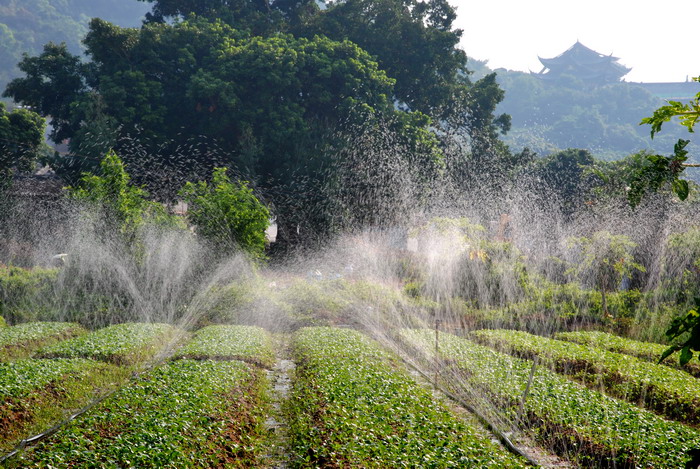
<box><xmin>0</xmin><ymin>265</ymin><xmax>58</xmax><ymax>325</ymax></box>
<box><xmin>2</xmin><ymin>0</ymin><xmax>514</xmax><ymax>245</ymax></box>
<box><xmin>180</xmin><ymin>168</ymin><xmax>269</xmax><ymax>259</ymax></box>
<box><xmin>68</xmin><ymin>151</ymin><xmax>180</xmax><ymax>242</ymax></box>
<box><xmin>0</xmin><ymin>102</ymin><xmax>45</xmax><ymax>181</ymax></box>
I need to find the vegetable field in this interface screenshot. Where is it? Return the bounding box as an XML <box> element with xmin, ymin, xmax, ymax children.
<box><xmin>2</xmin><ymin>321</ymin><xmax>699</xmax><ymax>467</ymax></box>
<box><xmin>471</xmin><ymin>329</ymin><xmax>700</xmax><ymax>425</ymax></box>
<box><xmin>401</xmin><ymin>328</ymin><xmax>700</xmax><ymax>468</ymax></box>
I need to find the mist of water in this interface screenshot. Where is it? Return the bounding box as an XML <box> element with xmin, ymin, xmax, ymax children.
<box><xmin>3</xmin><ymin>121</ymin><xmax>700</xmax><ymax>465</ymax></box>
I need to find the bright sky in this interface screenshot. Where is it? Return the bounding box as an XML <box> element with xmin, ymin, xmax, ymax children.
<box><xmin>451</xmin><ymin>0</ymin><xmax>699</xmax><ymax>83</ymax></box>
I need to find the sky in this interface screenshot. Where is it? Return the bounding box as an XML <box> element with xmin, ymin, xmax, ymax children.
<box><xmin>451</xmin><ymin>0</ymin><xmax>699</xmax><ymax>83</ymax></box>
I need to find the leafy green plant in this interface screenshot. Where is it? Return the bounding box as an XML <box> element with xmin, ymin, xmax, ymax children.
<box><xmin>0</xmin><ymin>358</ymin><xmax>128</xmax><ymax>452</ymax></box>
<box><xmin>8</xmin><ymin>360</ymin><xmax>269</xmax><ymax>468</ymax></box>
<box><xmin>0</xmin><ymin>321</ymin><xmax>85</xmax><ymax>360</ymax></box>
<box><xmin>471</xmin><ymin>329</ymin><xmax>700</xmax><ymax>425</ymax></box>
<box><xmin>660</xmin><ymin>307</ymin><xmax>700</xmax><ymax>367</ymax></box>
<box><xmin>38</xmin><ymin>322</ymin><xmax>180</xmax><ymax>365</ymax></box>
<box><xmin>401</xmin><ymin>329</ymin><xmax>700</xmax><ymax>468</ymax></box>
<box><xmin>68</xmin><ymin>151</ymin><xmax>181</xmax><ymax>242</ymax></box>
<box><xmin>288</xmin><ymin>327</ymin><xmax>527</xmax><ymax>468</ymax></box>
<box><xmin>175</xmin><ymin>325</ymin><xmax>274</xmax><ymax>368</ymax></box>
<box><xmin>566</xmin><ymin>231</ymin><xmax>645</xmax><ymax>318</ymax></box>
<box><xmin>0</xmin><ymin>265</ymin><xmax>58</xmax><ymax>324</ymax></box>
<box><xmin>180</xmin><ymin>167</ymin><xmax>270</xmax><ymax>259</ymax></box>
<box><xmin>555</xmin><ymin>330</ymin><xmax>700</xmax><ymax>377</ymax></box>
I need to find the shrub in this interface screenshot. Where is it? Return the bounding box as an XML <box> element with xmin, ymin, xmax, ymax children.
<box><xmin>0</xmin><ymin>265</ymin><xmax>58</xmax><ymax>324</ymax></box>
<box><xmin>180</xmin><ymin>167</ymin><xmax>269</xmax><ymax>259</ymax></box>
<box><xmin>68</xmin><ymin>151</ymin><xmax>181</xmax><ymax>243</ymax></box>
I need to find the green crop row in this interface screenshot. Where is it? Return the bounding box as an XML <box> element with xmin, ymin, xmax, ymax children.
<box><xmin>175</xmin><ymin>325</ymin><xmax>275</xmax><ymax>368</ymax></box>
<box><xmin>401</xmin><ymin>329</ymin><xmax>700</xmax><ymax>468</ymax></box>
<box><xmin>37</xmin><ymin>322</ymin><xmax>180</xmax><ymax>365</ymax></box>
<box><xmin>471</xmin><ymin>329</ymin><xmax>700</xmax><ymax>426</ymax></box>
<box><xmin>7</xmin><ymin>359</ymin><xmax>270</xmax><ymax>468</ymax></box>
<box><xmin>0</xmin><ymin>322</ymin><xmax>85</xmax><ymax>361</ymax></box>
<box><xmin>0</xmin><ymin>358</ymin><xmax>128</xmax><ymax>452</ymax></box>
<box><xmin>288</xmin><ymin>327</ymin><xmax>527</xmax><ymax>468</ymax></box>
<box><xmin>555</xmin><ymin>330</ymin><xmax>700</xmax><ymax>377</ymax></box>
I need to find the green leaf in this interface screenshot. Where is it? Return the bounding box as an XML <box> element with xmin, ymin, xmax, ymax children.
<box><xmin>679</xmin><ymin>346</ymin><xmax>694</xmax><ymax>366</ymax></box>
<box><xmin>658</xmin><ymin>345</ymin><xmax>679</xmax><ymax>364</ymax></box>
<box><xmin>672</xmin><ymin>179</ymin><xmax>689</xmax><ymax>200</ymax></box>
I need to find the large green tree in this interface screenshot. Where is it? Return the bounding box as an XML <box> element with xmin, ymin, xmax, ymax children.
<box><xmin>138</xmin><ymin>0</ymin><xmax>510</xmax><ymax>140</ymax></box>
<box><xmin>4</xmin><ymin>17</ymin><xmax>438</xmax><ymax>244</ymax></box>
<box><xmin>0</xmin><ymin>102</ymin><xmax>45</xmax><ymax>181</ymax></box>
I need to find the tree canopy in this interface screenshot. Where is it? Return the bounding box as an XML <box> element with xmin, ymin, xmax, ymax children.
<box><xmin>3</xmin><ymin>0</ymin><xmax>512</xmax><ymax>245</ymax></box>
<box><xmin>0</xmin><ymin>102</ymin><xmax>45</xmax><ymax>180</ymax></box>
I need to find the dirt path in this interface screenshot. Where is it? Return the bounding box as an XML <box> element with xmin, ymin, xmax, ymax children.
<box><xmin>263</xmin><ymin>335</ymin><xmax>295</xmax><ymax>468</ymax></box>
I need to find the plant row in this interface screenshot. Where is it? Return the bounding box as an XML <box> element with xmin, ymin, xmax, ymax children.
<box><xmin>400</xmin><ymin>328</ymin><xmax>700</xmax><ymax>468</ymax></box>
<box><xmin>288</xmin><ymin>327</ymin><xmax>527</xmax><ymax>468</ymax></box>
<box><xmin>0</xmin><ymin>358</ymin><xmax>128</xmax><ymax>452</ymax></box>
<box><xmin>0</xmin><ymin>322</ymin><xmax>85</xmax><ymax>361</ymax></box>
<box><xmin>175</xmin><ymin>325</ymin><xmax>275</xmax><ymax>368</ymax></box>
<box><xmin>470</xmin><ymin>329</ymin><xmax>700</xmax><ymax>425</ymax></box>
<box><xmin>7</xmin><ymin>359</ymin><xmax>270</xmax><ymax>468</ymax></box>
<box><xmin>37</xmin><ymin>322</ymin><xmax>180</xmax><ymax>365</ymax></box>
<box><xmin>554</xmin><ymin>329</ymin><xmax>700</xmax><ymax>377</ymax></box>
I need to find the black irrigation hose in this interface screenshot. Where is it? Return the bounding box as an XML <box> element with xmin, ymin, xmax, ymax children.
<box><xmin>0</xmin><ymin>339</ymin><xmax>184</xmax><ymax>464</ymax></box>
<box><xmin>400</xmin><ymin>356</ymin><xmax>541</xmax><ymax>467</ymax></box>
<box><xmin>0</xmin><ymin>382</ymin><xmax>122</xmax><ymax>464</ymax></box>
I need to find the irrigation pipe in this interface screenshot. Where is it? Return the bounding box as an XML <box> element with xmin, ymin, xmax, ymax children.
<box><xmin>0</xmin><ymin>336</ymin><xmax>186</xmax><ymax>464</ymax></box>
<box><xmin>398</xmin><ymin>349</ymin><xmax>540</xmax><ymax>467</ymax></box>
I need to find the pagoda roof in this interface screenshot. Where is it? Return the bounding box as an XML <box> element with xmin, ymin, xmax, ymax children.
<box><xmin>539</xmin><ymin>41</ymin><xmax>623</xmax><ymax>67</ymax></box>
<box><xmin>535</xmin><ymin>41</ymin><xmax>631</xmax><ymax>82</ymax></box>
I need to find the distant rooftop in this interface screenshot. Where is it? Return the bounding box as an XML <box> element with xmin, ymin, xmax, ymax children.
<box><xmin>534</xmin><ymin>41</ymin><xmax>631</xmax><ymax>84</ymax></box>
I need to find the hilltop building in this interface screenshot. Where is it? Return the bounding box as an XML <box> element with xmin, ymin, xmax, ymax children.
<box><xmin>534</xmin><ymin>41</ymin><xmax>631</xmax><ymax>84</ymax></box>
<box><xmin>533</xmin><ymin>41</ymin><xmax>700</xmax><ymax>100</ymax></box>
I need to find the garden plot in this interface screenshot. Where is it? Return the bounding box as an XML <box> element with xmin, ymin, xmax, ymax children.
<box><xmin>37</xmin><ymin>322</ymin><xmax>180</xmax><ymax>365</ymax></box>
<box><xmin>6</xmin><ymin>359</ymin><xmax>270</xmax><ymax>468</ymax></box>
<box><xmin>288</xmin><ymin>327</ymin><xmax>527</xmax><ymax>468</ymax></box>
<box><xmin>0</xmin><ymin>322</ymin><xmax>85</xmax><ymax>361</ymax></box>
<box><xmin>175</xmin><ymin>324</ymin><xmax>275</xmax><ymax>368</ymax></box>
<box><xmin>555</xmin><ymin>330</ymin><xmax>700</xmax><ymax>377</ymax></box>
<box><xmin>401</xmin><ymin>329</ymin><xmax>700</xmax><ymax>468</ymax></box>
<box><xmin>0</xmin><ymin>358</ymin><xmax>127</xmax><ymax>452</ymax></box>
<box><xmin>471</xmin><ymin>329</ymin><xmax>700</xmax><ymax>425</ymax></box>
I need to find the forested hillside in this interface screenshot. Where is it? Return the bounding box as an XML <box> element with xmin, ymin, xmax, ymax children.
<box><xmin>0</xmin><ymin>0</ymin><xmax>150</xmax><ymax>94</ymax></box>
<box><xmin>493</xmin><ymin>68</ymin><xmax>700</xmax><ymax>161</ymax></box>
